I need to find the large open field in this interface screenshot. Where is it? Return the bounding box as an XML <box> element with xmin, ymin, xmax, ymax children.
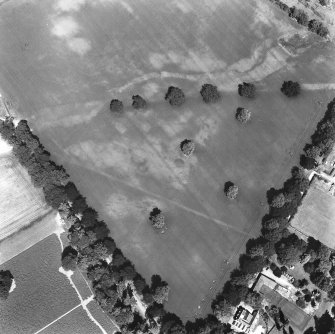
<box><xmin>1</xmin><ymin>0</ymin><xmax>335</xmax><ymax>320</ymax></box>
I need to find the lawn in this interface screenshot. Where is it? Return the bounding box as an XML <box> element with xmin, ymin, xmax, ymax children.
<box><xmin>290</xmin><ymin>181</ymin><xmax>335</xmax><ymax>249</ymax></box>
<box><xmin>0</xmin><ymin>0</ymin><xmax>335</xmax><ymax>320</ymax></box>
<box><xmin>0</xmin><ymin>234</ymin><xmax>80</xmax><ymax>334</ymax></box>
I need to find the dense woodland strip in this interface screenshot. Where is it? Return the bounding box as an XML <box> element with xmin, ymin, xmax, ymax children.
<box><xmin>1</xmin><ymin>91</ymin><xmax>335</xmax><ymax>333</ymax></box>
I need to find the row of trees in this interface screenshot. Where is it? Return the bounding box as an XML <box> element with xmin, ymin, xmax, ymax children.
<box><xmin>0</xmin><ymin>118</ymin><xmax>185</xmax><ymax>333</ymax></box>
<box><xmin>269</xmin><ymin>0</ymin><xmax>329</xmax><ymax>38</ymax></box>
<box><xmin>301</xmin><ymin>98</ymin><xmax>335</xmax><ymax>169</ymax></box>
<box><xmin>110</xmin><ymin>82</ymin><xmax>255</xmax><ymax>115</ymax></box>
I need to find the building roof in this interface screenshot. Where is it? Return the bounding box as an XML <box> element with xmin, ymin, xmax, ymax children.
<box><xmin>253</xmin><ymin>274</ymin><xmax>277</xmax><ymax>292</ymax></box>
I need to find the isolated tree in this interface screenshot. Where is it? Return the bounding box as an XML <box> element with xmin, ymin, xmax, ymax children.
<box><xmin>236</xmin><ymin>107</ymin><xmax>251</xmax><ymax>123</ymax></box>
<box><xmin>238</xmin><ymin>82</ymin><xmax>255</xmax><ymax>98</ymax></box>
<box><xmin>149</xmin><ymin>207</ymin><xmax>166</xmax><ymax>229</ymax></box>
<box><xmin>61</xmin><ymin>246</ymin><xmax>78</xmax><ymax>271</ymax></box>
<box><xmin>200</xmin><ymin>84</ymin><xmax>221</xmax><ymax>103</ymax></box>
<box><xmin>271</xmin><ymin>193</ymin><xmax>286</xmax><ymax>208</ymax></box>
<box><xmin>110</xmin><ymin>99</ymin><xmax>123</xmax><ymax>113</ymax></box>
<box><xmin>132</xmin><ymin>95</ymin><xmax>147</xmax><ymax>109</ymax></box>
<box><xmin>180</xmin><ymin>139</ymin><xmax>195</xmax><ymax>157</ymax></box>
<box><xmin>281</xmin><ymin>81</ymin><xmax>300</xmax><ymax>97</ymax></box>
<box><xmin>165</xmin><ymin>86</ymin><xmax>185</xmax><ymax>106</ymax></box>
<box><xmin>225</xmin><ymin>182</ymin><xmax>239</xmax><ymax>200</ymax></box>
<box><xmin>0</xmin><ymin>270</ymin><xmax>13</xmax><ymax>300</ymax></box>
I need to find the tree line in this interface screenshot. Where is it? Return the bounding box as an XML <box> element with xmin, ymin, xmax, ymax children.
<box><xmin>206</xmin><ymin>97</ymin><xmax>335</xmax><ymax>331</ymax></box>
<box><xmin>268</xmin><ymin>0</ymin><xmax>329</xmax><ymax>38</ymax></box>
<box><xmin>0</xmin><ymin>118</ymin><xmax>184</xmax><ymax>334</ymax></box>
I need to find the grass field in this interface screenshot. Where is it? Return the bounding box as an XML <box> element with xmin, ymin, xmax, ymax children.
<box><xmin>0</xmin><ymin>234</ymin><xmax>80</xmax><ymax>334</ymax></box>
<box><xmin>290</xmin><ymin>181</ymin><xmax>335</xmax><ymax>249</ymax></box>
<box><xmin>0</xmin><ymin>0</ymin><xmax>335</xmax><ymax>320</ymax></box>
<box><xmin>40</xmin><ymin>305</ymin><xmax>104</xmax><ymax>334</ymax></box>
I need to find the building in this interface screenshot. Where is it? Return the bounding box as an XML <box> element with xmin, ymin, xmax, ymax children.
<box><xmin>230</xmin><ymin>302</ymin><xmax>258</xmax><ymax>333</ymax></box>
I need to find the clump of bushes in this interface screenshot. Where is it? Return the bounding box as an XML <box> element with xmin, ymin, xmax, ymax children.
<box><xmin>165</xmin><ymin>86</ymin><xmax>185</xmax><ymax>106</ymax></box>
<box><xmin>180</xmin><ymin>139</ymin><xmax>195</xmax><ymax>157</ymax></box>
<box><xmin>132</xmin><ymin>95</ymin><xmax>147</xmax><ymax>109</ymax></box>
<box><xmin>200</xmin><ymin>84</ymin><xmax>221</xmax><ymax>103</ymax></box>
<box><xmin>281</xmin><ymin>81</ymin><xmax>301</xmax><ymax>97</ymax></box>
<box><xmin>235</xmin><ymin>107</ymin><xmax>251</xmax><ymax>123</ymax></box>
<box><xmin>238</xmin><ymin>82</ymin><xmax>255</xmax><ymax>98</ymax></box>
<box><xmin>110</xmin><ymin>99</ymin><xmax>124</xmax><ymax>113</ymax></box>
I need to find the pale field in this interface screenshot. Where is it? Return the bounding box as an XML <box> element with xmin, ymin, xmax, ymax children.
<box><xmin>0</xmin><ymin>149</ymin><xmax>50</xmax><ymax>240</ymax></box>
<box><xmin>290</xmin><ymin>182</ymin><xmax>335</xmax><ymax>249</ymax></box>
<box><xmin>0</xmin><ymin>0</ymin><xmax>335</xmax><ymax>320</ymax></box>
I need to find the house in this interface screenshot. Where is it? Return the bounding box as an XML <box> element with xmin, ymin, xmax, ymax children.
<box><xmin>230</xmin><ymin>302</ymin><xmax>258</xmax><ymax>333</ymax></box>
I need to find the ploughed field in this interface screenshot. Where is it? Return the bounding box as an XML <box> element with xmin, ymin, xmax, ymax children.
<box><xmin>0</xmin><ymin>0</ymin><xmax>335</xmax><ymax>319</ymax></box>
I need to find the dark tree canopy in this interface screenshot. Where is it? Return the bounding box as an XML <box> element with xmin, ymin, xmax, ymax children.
<box><xmin>165</xmin><ymin>86</ymin><xmax>185</xmax><ymax>106</ymax></box>
<box><xmin>281</xmin><ymin>81</ymin><xmax>301</xmax><ymax>97</ymax></box>
<box><xmin>0</xmin><ymin>270</ymin><xmax>13</xmax><ymax>301</ymax></box>
<box><xmin>224</xmin><ymin>182</ymin><xmax>239</xmax><ymax>200</ymax></box>
<box><xmin>238</xmin><ymin>82</ymin><xmax>256</xmax><ymax>98</ymax></box>
<box><xmin>200</xmin><ymin>84</ymin><xmax>221</xmax><ymax>103</ymax></box>
<box><xmin>61</xmin><ymin>246</ymin><xmax>78</xmax><ymax>271</ymax></box>
<box><xmin>132</xmin><ymin>95</ymin><xmax>147</xmax><ymax>109</ymax></box>
<box><xmin>180</xmin><ymin>139</ymin><xmax>195</xmax><ymax>157</ymax></box>
<box><xmin>110</xmin><ymin>99</ymin><xmax>124</xmax><ymax>113</ymax></box>
<box><xmin>149</xmin><ymin>207</ymin><xmax>166</xmax><ymax>229</ymax></box>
